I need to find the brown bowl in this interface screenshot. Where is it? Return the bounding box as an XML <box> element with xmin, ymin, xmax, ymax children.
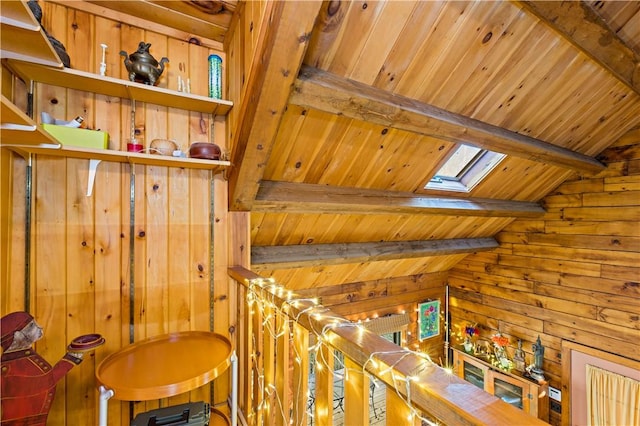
<box><xmin>150</xmin><ymin>139</ymin><xmax>177</xmax><ymax>156</ymax></box>
<box><xmin>189</xmin><ymin>142</ymin><xmax>221</xmax><ymax>160</ymax></box>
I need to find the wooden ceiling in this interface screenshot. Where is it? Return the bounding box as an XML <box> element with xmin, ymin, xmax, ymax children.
<box><xmin>85</xmin><ymin>1</ymin><xmax>640</xmax><ymax>290</ymax></box>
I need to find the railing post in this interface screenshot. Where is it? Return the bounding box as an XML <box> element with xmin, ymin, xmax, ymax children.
<box><xmin>275</xmin><ymin>310</ymin><xmax>291</xmax><ymax>426</ymax></box>
<box><xmin>343</xmin><ymin>357</ymin><xmax>369</xmax><ymax>426</ymax></box>
<box><xmin>238</xmin><ymin>283</ymin><xmax>251</xmax><ymax>424</ymax></box>
<box><xmin>263</xmin><ymin>295</ymin><xmax>276</xmax><ymax>425</ymax></box>
<box><xmin>292</xmin><ymin>322</ymin><xmax>310</xmax><ymax>425</ymax></box>
<box><xmin>314</xmin><ymin>342</ymin><xmax>334</xmax><ymax>426</ymax></box>
<box><xmin>248</xmin><ymin>287</ymin><xmax>264</xmax><ymax>426</ymax></box>
<box><xmin>386</xmin><ymin>379</ymin><xmax>421</xmax><ymax>426</ymax></box>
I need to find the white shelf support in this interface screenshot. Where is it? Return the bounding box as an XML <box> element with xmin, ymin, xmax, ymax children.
<box><xmin>87</xmin><ymin>159</ymin><xmax>101</xmax><ymax>196</ymax></box>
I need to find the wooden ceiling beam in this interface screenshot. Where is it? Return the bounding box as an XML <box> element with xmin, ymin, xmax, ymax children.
<box><xmin>290</xmin><ymin>65</ymin><xmax>606</xmax><ymax>176</ymax></box>
<box><xmin>228</xmin><ymin>1</ymin><xmax>323</xmax><ymax>211</ymax></box>
<box><xmin>517</xmin><ymin>1</ymin><xmax>640</xmax><ymax>96</ymax></box>
<box><xmin>254</xmin><ymin>181</ymin><xmax>546</xmax><ymax>217</ymax></box>
<box><xmin>251</xmin><ymin>238</ymin><xmax>499</xmax><ymax>269</ymax></box>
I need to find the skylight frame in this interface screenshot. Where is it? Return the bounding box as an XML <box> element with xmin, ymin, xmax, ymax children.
<box><xmin>425</xmin><ymin>145</ymin><xmax>506</xmax><ymax>193</ymax></box>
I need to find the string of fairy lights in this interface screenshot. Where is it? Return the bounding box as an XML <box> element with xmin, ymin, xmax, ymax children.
<box><xmin>244</xmin><ymin>276</ymin><xmax>443</xmax><ymax>426</ymax></box>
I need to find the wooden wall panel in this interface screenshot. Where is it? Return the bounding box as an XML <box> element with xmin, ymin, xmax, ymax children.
<box><xmin>2</xmin><ymin>3</ymin><xmax>230</xmax><ymax>424</ymax></box>
<box><xmin>296</xmin><ymin>273</ymin><xmax>448</xmax><ymax>362</ymax></box>
<box><xmin>449</xmin><ymin>137</ymin><xmax>640</xmax><ymax>426</ymax></box>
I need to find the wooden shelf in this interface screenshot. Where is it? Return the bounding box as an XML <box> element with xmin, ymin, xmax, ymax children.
<box><xmin>4</xmin><ymin>59</ymin><xmax>233</xmax><ymax>116</ymax></box>
<box><xmin>2</xmin><ymin>95</ymin><xmax>230</xmax><ymax>174</ymax></box>
<box><xmin>0</xmin><ymin>1</ymin><xmax>63</xmax><ymax>67</ymax></box>
<box><xmin>6</xmin><ymin>144</ymin><xmax>231</xmax><ymax>172</ymax></box>
<box><xmin>1</xmin><ymin>94</ymin><xmax>61</xmax><ymax>148</ymax></box>
<box><xmin>1</xmin><ymin>2</ymin><xmax>232</xmax><ymax>176</ymax></box>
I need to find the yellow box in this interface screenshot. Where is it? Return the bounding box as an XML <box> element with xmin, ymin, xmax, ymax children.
<box><xmin>42</xmin><ymin>124</ymin><xmax>109</xmax><ymax>149</ymax></box>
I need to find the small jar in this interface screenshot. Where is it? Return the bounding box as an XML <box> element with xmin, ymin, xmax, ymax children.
<box><xmin>127</xmin><ymin>139</ymin><xmax>143</xmax><ymax>153</ymax></box>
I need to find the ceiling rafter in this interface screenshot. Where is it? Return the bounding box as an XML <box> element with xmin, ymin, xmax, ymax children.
<box><xmin>517</xmin><ymin>1</ymin><xmax>640</xmax><ymax>96</ymax></box>
<box><xmin>251</xmin><ymin>238</ymin><xmax>499</xmax><ymax>269</ymax></box>
<box><xmin>290</xmin><ymin>65</ymin><xmax>606</xmax><ymax>176</ymax></box>
<box><xmin>228</xmin><ymin>1</ymin><xmax>323</xmax><ymax>211</ymax></box>
<box><xmin>254</xmin><ymin>181</ymin><xmax>546</xmax><ymax>217</ymax></box>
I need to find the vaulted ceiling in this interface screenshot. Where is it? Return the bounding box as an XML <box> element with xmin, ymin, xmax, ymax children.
<box><xmin>87</xmin><ymin>0</ymin><xmax>640</xmax><ymax>290</ymax></box>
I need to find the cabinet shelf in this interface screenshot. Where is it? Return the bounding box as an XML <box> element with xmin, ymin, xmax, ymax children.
<box><xmin>3</xmin><ymin>59</ymin><xmax>233</xmax><ymax>116</ymax></box>
<box><xmin>0</xmin><ymin>1</ymin><xmax>63</xmax><ymax>67</ymax></box>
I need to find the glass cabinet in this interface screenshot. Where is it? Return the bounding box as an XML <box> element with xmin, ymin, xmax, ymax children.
<box><xmin>452</xmin><ymin>347</ymin><xmax>549</xmax><ymax>422</ymax></box>
<box><xmin>461</xmin><ymin>357</ymin><xmax>487</xmax><ymax>390</ymax></box>
<box><xmin>490</xmin><ymin>375</ymin><xmax>524</xmax><ymax>409</ymax></box>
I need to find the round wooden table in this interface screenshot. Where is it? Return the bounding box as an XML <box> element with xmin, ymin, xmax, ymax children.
<box><xmin>96</xmin><ymin>331</ymin><xmax>236</xmax><ymax>426</ymax></box>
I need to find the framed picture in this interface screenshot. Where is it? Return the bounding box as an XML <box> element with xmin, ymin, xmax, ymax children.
<box><xmin>418</xmin><ymin>300</ymin><xmax>440</xmax><ymax>340</ymax></box>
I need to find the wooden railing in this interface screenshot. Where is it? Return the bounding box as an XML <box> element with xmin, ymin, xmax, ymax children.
<box><xmin>229</xmin><ymin>267</ymin><xmax>548</xmax><ymax>426</ymax></box>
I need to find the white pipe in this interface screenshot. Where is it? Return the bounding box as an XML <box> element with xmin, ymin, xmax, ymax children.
<box><xmin>98</xmin><ymin>385</ymin><xmax>114</xmax><ymax>426</ymax></box>
<box><xmin>231</xmin><ymin>351</ymin><xmax>238</xmax><ymax>426</ymax></box>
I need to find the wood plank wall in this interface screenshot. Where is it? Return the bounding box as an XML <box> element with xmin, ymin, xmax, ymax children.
<box><xmin>2</xmin><ymin>1</ymin><xmax>233</xmax><ymax>424</ymax></box>
<box><xmin>295</xmin><ymin>273</ymin><xmax>448</xmax><ymax>364</ymax></box>
<box><xmin>449</xmin><ymin>131</ymin><xmax>640</xmax><ymax>426</ymax></box>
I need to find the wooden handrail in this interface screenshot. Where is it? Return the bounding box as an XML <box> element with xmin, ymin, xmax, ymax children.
<box><xmin>229</xmin><ymin>266</ymin><xmax>548</xmax><ymax>425</ymax></box>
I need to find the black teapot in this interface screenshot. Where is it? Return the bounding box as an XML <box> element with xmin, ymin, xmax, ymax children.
<box><xmin>120</xmin><ymin>42</ymin><xmax>169</xmax><ymax>86</ymax></box>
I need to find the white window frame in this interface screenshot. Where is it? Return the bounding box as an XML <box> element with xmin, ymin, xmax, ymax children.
<box><xmin>426</xmin><ymin>146</ymin><xmax>506</xmax><ymax>193</ymax></box>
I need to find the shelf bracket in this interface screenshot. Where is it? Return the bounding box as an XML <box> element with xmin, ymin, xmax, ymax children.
<box><xmin>87</xmin><ymin>158</ymin><xmax>101</xmax><ymax>196</ymax></box>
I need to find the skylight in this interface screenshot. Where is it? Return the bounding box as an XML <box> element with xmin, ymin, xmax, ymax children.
<box><xmin>425</xmin><ymin>144</ymin><xmax>506</xmax><ymax>193</ymax></box>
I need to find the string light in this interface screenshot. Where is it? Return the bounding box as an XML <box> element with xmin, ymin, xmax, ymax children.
<box><xmin>243</xmin><ymin>276</ymin><xmax>441</xmax><ymax>426</ymax></box>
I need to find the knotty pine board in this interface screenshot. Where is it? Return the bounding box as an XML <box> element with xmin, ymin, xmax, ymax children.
<box><xmin>4</xmin><ymin>2</ymin><xmax>232</xmax><ymax>423</ymax></box>
<box><xmin>65</xmin><ymin>10</ymin><xmax>98</xmax><ymax>421</ymax></box>
<box><xmin>357</xmin><ymin>3</ymin><xmax>634</xmax><ymax>153</ymax></box>
<box><xmin>449</xmin><ymin>141</ymin><xmax>640</xmax><ymax>424</ymax></box>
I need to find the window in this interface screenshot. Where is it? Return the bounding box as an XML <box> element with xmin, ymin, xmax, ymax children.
<box><xmin>381</xmin><ymin>331</ymin><xmax>402</xmax><ymax>345</ymax></box>
<box><xmin>425</xmin><ymin>144</ymin><xmax>505</xmax><ymax>192</ymax></box>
